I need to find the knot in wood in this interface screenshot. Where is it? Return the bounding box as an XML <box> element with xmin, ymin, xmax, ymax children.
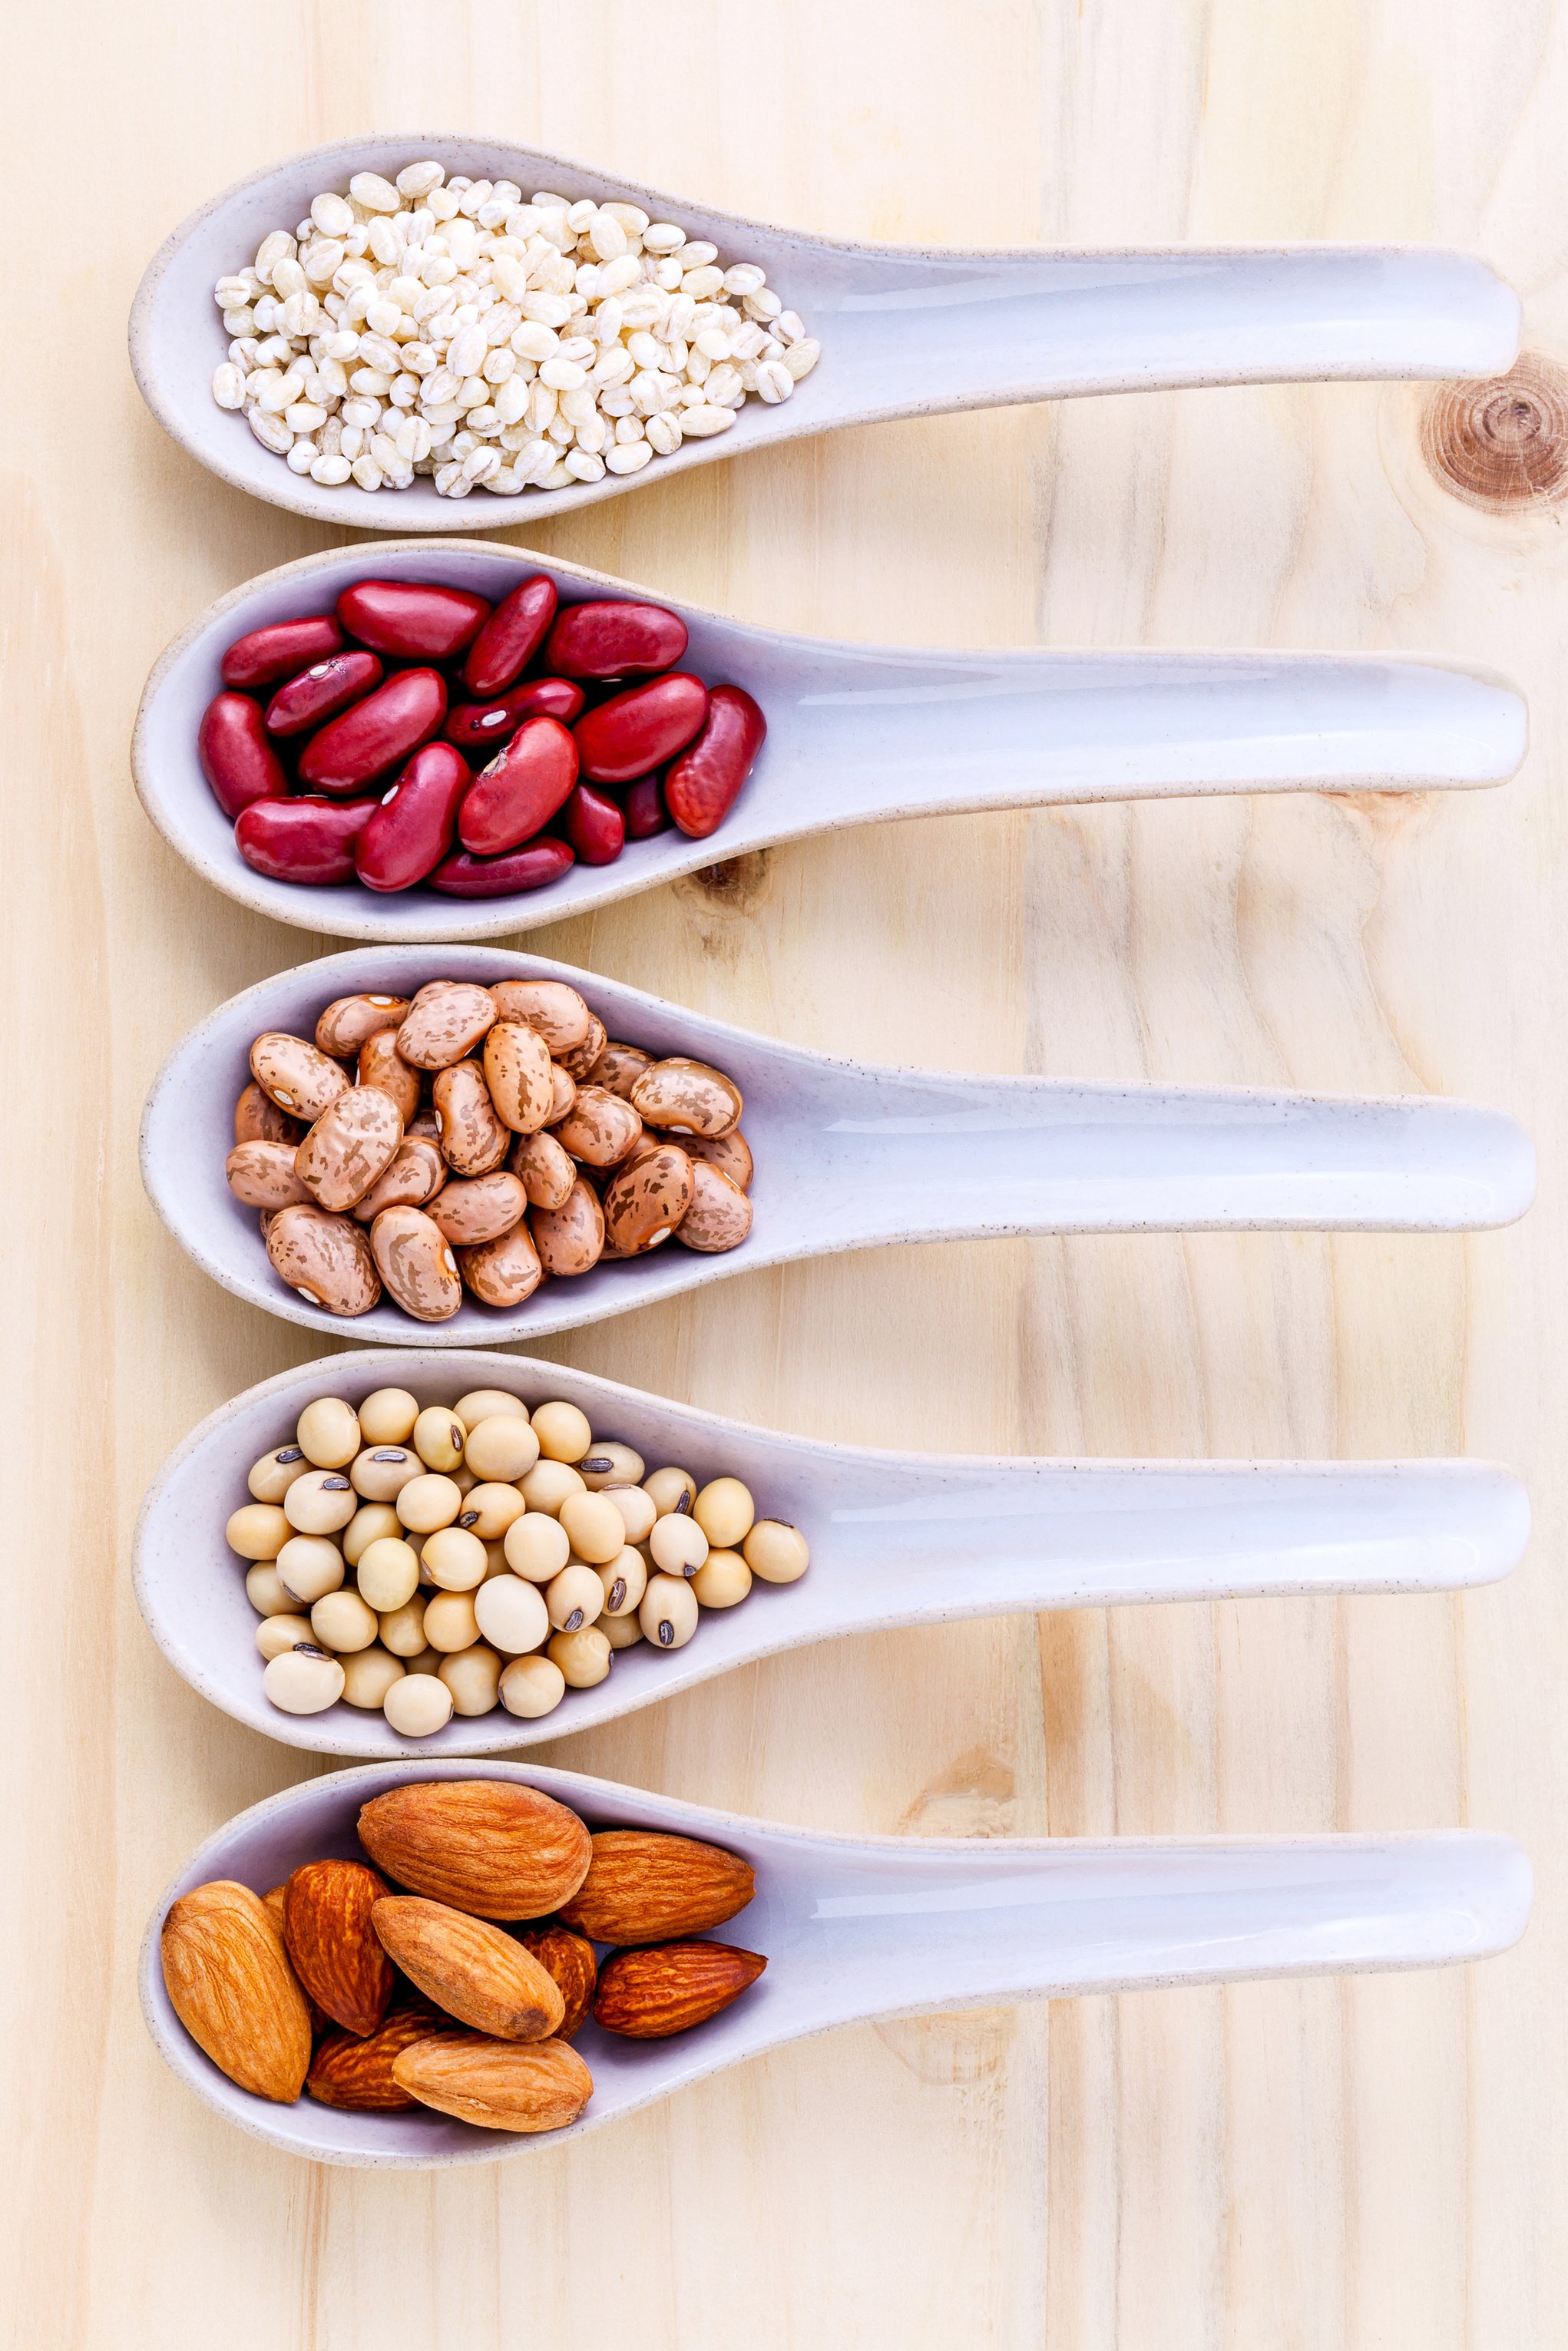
<box><xmin>1421</xmin><ymin>354</ymin><xmax>1568</xmax><ymax>510</ymax></box>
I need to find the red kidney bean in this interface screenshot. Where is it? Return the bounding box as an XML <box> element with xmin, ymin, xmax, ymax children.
<box><xmin>336</xmin><ymin>580</ymin><xmax>491</xmax><ymax>660</ymax></box>
<box><xmin>663</xmin><ymin>684</ymin><xmax>767</xmax><ymax>839</ymax></box>
<box><xmin>561</xmin><ymin>782</ymin><xmax>626</xmax><ymax>866</ymax></box>
<box><xmin>354</xmin><ymin>742</ymin><xmax>471</xmax><ymax>893</ymax></box>
<box><xmin>429</xmin><ymin>838</ymin><xmax>577</xmax><ymax>898</ymax></box>
<box><xmin>443</xmin><ymin>675</ymin><xmax>585</xmax><ymax>752</ymax></box>
<box><xmin>264</xmin><ymin>650</ymin><xmax>383</xmax><ymax>737</ymax></box>
<box><xmin>461</xmin><ymin>574</ymin><xmax>558</xmax><ymax>697</ymax></box>
<box><xmin>458</xmin><ymin>715</ymin><xmax>579</xmax><ymax>855</ymax></box>
<box><xmin>298</xmin><ymin>668</ymin><xmax>448</xmax><ymax>794</ymax></box>
<box><xmin>543</xmin><ymin>600</ymin><xmax>689</xmax><ymax>681</ymax></box>
<box><xmin>198</xmin><ymin>692</ymin><xmax>288</xmax><ymax>818</ymax></box>
<box><xmin>220</xmin><ymin>615</ymin><xmax>344</xmax><ymax>689</ymax></box>
<box><xmin>623</xmin><ymin>773</ymin><xmax>672</xmax><ymax>839</ymax></box>
<box><xmin>235</xmin><ymin>796</ymin><xmax>375</xmax><ymax>885</ymax></box>
<box><xmin>572</xmin><ymin>674</ymin><xmax>709</xmax><ymax>785</ymax></box>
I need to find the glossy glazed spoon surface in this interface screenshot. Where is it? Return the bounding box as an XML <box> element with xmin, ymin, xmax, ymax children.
<box><xmin>133</xmin><ymin>541</ymin><xmax>1529</xmax><ymax>945</ymax></box>
<box><xmin>141</xmin><ymin>1759</ymin><xmax>1533</xmax><ymax>2167</ymax></box>
<box><xmin>134</xmin><ymin>1347</ymin><xmax>1530</xmax><ymax>1759</ymax></box>
<box><xmin>128</xmin><ymin>134</ymin><xmax>1522</xmax><ymax>534</ymax></box>
<box><xmin>140</xmin><ymin>947</ymin><xmax>1537</xmax><ymax>1350</ymax></box>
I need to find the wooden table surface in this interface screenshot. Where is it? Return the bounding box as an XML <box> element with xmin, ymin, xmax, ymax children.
<box><xmin>5</xmin><ymin>5</ymin><xmax>1564</xmax><ymax>2345</ymax></box>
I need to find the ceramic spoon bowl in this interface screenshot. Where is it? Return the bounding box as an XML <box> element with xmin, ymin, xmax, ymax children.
<box><xmin>134</xmin><ymin>1347</ymin><xmax>1530</xmax><ymax>1758</ymax></box>
<box><xmin>140</xmin><ymin>1757</ymin><xmax>1533</xmax><ymax>2167</ymax></box>
<box><xmin>140</xmin><ymin>946</ymin><xmax>1537</xmax><ymax>1351</ymax></box>
<box><xmin>128</xmin><ymin>134</ymin><xmax>1522</xmax><ymax>534</ymax></box>
<box><xmin>132</xmin><ymin>540</ymin><xmax>1529</xmax><ymax>945</ymax></box>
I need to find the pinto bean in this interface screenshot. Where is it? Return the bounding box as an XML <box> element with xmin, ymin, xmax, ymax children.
<box><xmin>250</xmin><ymin>1033</ymin><xmax>352</xmax><ymax>1123</ymax></box>
<box><xmin>547</xmin><ymin>1063</ymin><xmax>577</xmax><ymax>1123</ymax></box>
<box><xmin>369</xmin><ymin>1205</ymin><xmax>463</xmax><ymax>1322</ymax></box>
<box><xmin>264</xmin><ymin>651</ymin><xmax>383</xmax><ymax>737</ymax></box>
<box><xmin>396</xmin><ymin>984</ymin><xmax>498</xmax><ymax>1070</ymax></box>
<box><xmin>557</xmin><ymin>1016</ymin><xmax>608</xmax><ymax>1082</ymax></box>
<box><xmin>352</xmin><ymin>1136</ymin><xmax>448</xmax><ymax>1222</ymax></box>
<box><xmin>428</xmin><ymin>1172</ymin><xmax>528</xmax><ymax>1247</ymax></box>
<box><xmin>488</xmin><ymin>980</ymin><xmax>593</xmax><ymax>1053</ymax></box>
<box><xmin>315</xmin><ymin>994</ymin><xmax>410</xmax><ymax>1057</ymax></box>
<box><xmin>297</xmin><ymin>669</ymin><xmax>448</xmax><ymax>795</ymax></box>
<box><xmin>226</xmin><ymin>1140</ymin><xmax>312</xmax><ymax>1210</ymax></box>
<box><xmin>198</xmin><ymin>692</ymin><xmax>287</xmax><ymax>818</ymax></box>
<box><xmin>663</xmin><ymin>685</ymin><xmax>767</xmax><ymax>840</ymax></box>
<box><xmin>266</xmin><ymin>1204</ymin><xmax>382</xmax><ymax>1316</ymax></box>
<box><xmin>552</xmin><ymin>1084</ymin><xmax>643</xmax><ymax>1169</ymax></box>
<box><xmin>673</xmin><ymin>1161</ymin><xmax>753</xmax><ymax>1252</ymax></box>
<box><xmin>295</xmin><ymin>1086</ymin><xmax>405</xmax><ymax>1212</ymax></box>
<box><xmin>572</xmin><ymin>675</ymin><xmax>709</xmax><ymax>785</ymax></box>
<box><xmin>458</xmin><ymin>716</ymin><xmax>579</xmax><ymax>856</ymax></box>
<box><xmin>234</xmin><ymin>1080</ymin><xmax>303</xmax><ymax>1147</ymax></box>
<box><xmin>510</xmin><ymin>1129</ymin><xmax>577</xmax><ymax>1212</ymax></box>
<box><xmin>589</xmin><ymin>1043</ymin><xmax>653</xmax><ymax>1100</ymax></box>
<box><xmin>235</xmin><ymin>796</ymin><xmax>375</xmax><ymax>885</ymax></box>
<box><xmin>355</xmin><ymin>742</ymin><xmax>471</xmax><ymax>894</ymax></box>
<box><xmin>357</xmin><ymin>1028</ymin><xmax>422</xmax><ymax>1126</ymax></box>
<box><xmin>461</xmin><ymin>573</ymin><xmax>559</xmax><ymax>697</ymax></box>
<box><xmin>543</xmin><ymin>599</ymin><xmax>688</xmax><ymax>681</ymax></box>
<box><xmin>444</xmin><ymin>676</ymin><xmax>584</xmax><ymax>751</ymax></box>
<box><xmin>458</xmin><ymin>1218</ymin><xmax>544</xmax><ymax>1308</ymax></box>
<box><xmin>432</xmin><ymin>1060</ymin><xmax>509</xmax><ymax>1176</ymax></box>
<box><xmin>338</xmin><ymin>580</ymin><xmax>491</xmax><ymax>660</ymax></box>
<box><xmin>601</xmin><ymin>1145</ymin><xmax>694</xmax><ymax>1255</ymax></box>
<box><xmin>221</xmin><ymin>614</ymin><xmax>345</xmax><ymax>689</ymax></box>
<box><xmin>531</xmin><ymin>1179</ymin><xmax>606</xmax><ymax>1277</ymax></box>
<box><xmin>481</xmin><ymin>1021</ymin><xmax>554</xmax><ymax>1134</ymax></box>
<box><xmin>682</xmin><ymin>1128</ymin><xmax>753</xmax><ymax>1192</ymax></box>
<box><xmin>630</xmin><ymin>1056</ymin><xmax>743</xmax><ymax>1139</ymax></box>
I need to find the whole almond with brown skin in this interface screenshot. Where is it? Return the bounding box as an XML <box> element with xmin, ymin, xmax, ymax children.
<box><xmin>392</xmin><ymin>2032</ymin><xmax>594</xmax><ymax>2132</ymax></box>
<box><xmin>161</xmin><ymin>1880</ymin><xmax>313</xmax><ymax>2101</ymax></box>
<box><xmin>371</xmin><ymin>1896</ymin><xmax>565</xmax><ymax>2040</ymax></box>
<box><xmin>594</xmin><ymin>1941</ymin><xmax>767</xmax><ymax>2038</ymax></box>
<box><xmin>559</xmin><ymin>1830</ymin><xmax>755</xmax><ymax>1945</ymax></box>
<box><xmin>518</xmin><ymin>1923</ymin><xmax>597</xmax><ymax>2040</ymax></box>
<box><xmin>282</xmin><ymin>1858</ymin><xmax>395</xmax><ymax>2037</ymax></box>
<box><xmin>357</xmin><ymin>1779</ymin><xmax>591</xmax><ymax>1920</ymax></box>
<box><xmin>306</xmin><ymin>2002</ymin><xmax>457</xmax><ymax>2111</ymax></box>
<box><xmin>263</xmin><ymin>1886</ymin><xmax>329</xmax><ymax>2037</ymax></box>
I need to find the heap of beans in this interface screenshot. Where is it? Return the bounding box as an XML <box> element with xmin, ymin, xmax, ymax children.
<box><xmin>210</xmin><ymin>159</ymin><xmax>820</xmax><ymax>499</ymax></box>
<box><xmin>200</xmin><ymin>575</ymin><xmax>766</xmax><ymax>896</ymax></box>
<box><xmin>228</xmin><ymin>977</ymin><xmax>754</xmax><ymax>1320</ymax></box>
<box><xmin>226</xmin><ymin>1386</ymin><xmax>810</xmax><ymax>1734</ymax></box>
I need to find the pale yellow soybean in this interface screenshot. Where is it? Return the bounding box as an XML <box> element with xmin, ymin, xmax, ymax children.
<box><xmin>472</xmin><ymin>1574</ymin><xmax>550</xmax><ymax>1655</ymax></box>
<box><xmin>503</xmin><ymin>1512</ymin><xmax>571</xmax><ymax>1582</ymax></box>
<box><xmin>604</xmin><ymin>1484</ymin><xmax>657</xmax><ymax>1544</ymax></box>
<box><xmin>463</xmin><ymin>1414</ymin><xmax>541</xmax><ymax>1482</ymax></box>
<box><xmin>358</xmin><ymin>1387</ymin><xmax>420</xmax><ymax>1444</ymax></box>
<box><xmin>596</xmin><ymin>1546</ymin><xmax>647</xmax><ymax>1618</ymax></box>
<box><xmin>743</xmin><ymin>1520</ymin><xmax>810</xmax><ymax>1584</ymax></box>
<box><xmin>340</xmin><ymin>1646</ymin><xmax>405</xmax><ymax>1709</ymax></box>
<box><xmin>643</xmin><ymin>1466</ymin><xmax>696</xmax><ymax>1516</ymax></box>
<box><xmin>438</xmin><ymin>1642</ymin><xmax>503</xmax><ymax>1715</ymax></box>
<box><xmin>422</xmin><ymin>1590</ymin><xmax>480</xmax><ymax>1652</ymax></box>
<box><xmin>518</xmin><ymin>1459</ymin><xmax>585</xmax><ymax>1516</ymax></box>
<box><xmin>245</xmin><ymin>1563</ymin><xmax>295</xmax><ymax>1617</ymax></box>
<box><xmin>382</xmin><ymin>1673</ymin><xmax>453</xmax><ymax>1737</ymax></box>
<box><xmin>422</xmin><ymin>1525</ymin><xmax>488</xmax><ymax>1591</ymax></box>
<box><xmin>649</xmin><ymin>1512</ymin><xmax>709</xmax><ymax>1577</ymax></box>
<box><xmin>578</xmin><ymin>1440</ymin><xmax>645</xmax><ymax>1491</ymax></box>
<box><xmin>246</xmin><ymin>1447</ymin><xmax>310</xmax><ymax>1504</ymax></box>
<box><xmin>453</xmin><ymin>1388</ymin><xmax>529</xmax><ymax>1428</ymax></box>
<box><xmin>296</xmin><ymin>1395</ymin><xmax>361</xmax><ymax>1468</ymax></box>
<box><xmin>377</xmin><ymin>1594</ymin><xmax>428</xmax><ymax>1656</ymax></box>
<box><xmin>357</xmin><ymin>1536</ymin><xmax>421</xmax><ymax>1612</ymax></box>
<box><xmin>498</xmin><ymin>1654</ymin><xmax>566</xmax><ymax>1719</ymax></box>
<box><xmin>263</xmin><ymin>1645</ymin><xmax>345</xmax><ymax>1714</ymax></box>
<box><xmin>349</xmin><ymin>1445</ymin><xmax>424</xmax><ymax>1501</ymax></box>
<box><xmin>601</xmin><ymin>1611</ymin><xmax>644</xmax><ymax>1652</ymax></box>
<box><xmin>227</xmin><ymin>1503</ymin><xmax>292</xmax><ymax>1560</ymax></box>
<box><xmin>255</xmin><ymin>1613</ymin><xmax>313</xmax><ymax>1660</ymax></box>
<box><xmin>545</xmin><ymin>1562</ymin><xmax>604</xmax><ymax>1633</ymax></box>
<box><xmin>395</xmin><ymin>1473</ymin><xmax>462</xmax><ymax>1534</ymax></box>
<box><xmin>276</xmin><ymin>1534</ymin><xmax>346</xmax><ymax>1605</ymax></box>
<box><xmin>412</xmin><ymin>1404</ymin><xmax>467</xmax><ymax>1471</ymax></box>
<box><xmin>531</xmin><ymin>1399</ymin><xmax>593</xmax><ymax>1463</ymax></box>
<box><xmin>559</xmin><ymin>1490</ymin><xmax>628</xmax><ymax>1566</ymax></box>
<box><xmin>462</xmin><ymin>1482</ymin><xmax>526</xmax><ymax>1540</ymax></box>
<box><xmin>547</xmin><ymin>1624</ymin><xmax>611</xmax><ymax>1688</ymax></box>
<box><xmin>342</xmin><ymin>1502</ymin><xmax>400</xmax><ymax>1566</ymax></box>
<box><xmin>693</xmin><ymin>1476</ymin><xmax>756</xmax><ymax>1549</ymax></box>
<box><xmin>692</xmin><ymin>1549</ymin><xmax>752</xmax><ymax>1609</ymax></box>
<box><xmin>639</xmin><ymin>1572</ymin><xmax>699</xmax><ymax>1650</ymax></box>
<box><xmin>310</xmin><ymin>1588</ymin><xmax>379</xmax><ymax>1653</ymax></box>
<box><xmin>283</xmin><ymin>1469</ymin><xmax>358</xmax><ymax>1536</ymax></box>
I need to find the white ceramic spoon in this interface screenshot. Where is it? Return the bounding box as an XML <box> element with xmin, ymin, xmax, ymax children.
<box><xmin>127</xmin><ymin>134</ymin><xmax>1522</xmax><ymax>535</ymax></box>
<box><xmin>140</xmin><ymin>1757</ymin><xmax>1533</xmax><ymax>2168</ymax></box>
<box><xmin>140</xmin><ymin>946</ymin><xmax>1537</xmax><ymax>1351</ymax></box>
<box><xmin>134</xmin><ymin>1347</ymin><xmax>1529</xmax><ymax>1761</ymax></box>
<box><xmin>132</xmin><ymin>539</ymin><xmax>1529</xmax><ymax>946</ymax></box>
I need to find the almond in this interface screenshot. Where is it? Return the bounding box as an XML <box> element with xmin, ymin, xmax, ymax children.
<box><xmin>160</xmin><ymin>1880</ymin><xmax>313</xmax><ymax>2102</ymax></box>
<box><xmin>558</xmin><ymin>1830</ymin><xmax>755</xmax><ymax>1945</ymax></box>
<box><xmin>518</xmin><ymin>1923</ymin><xmax>597</xmax><ymax>2040</ymax></box>
<box><xmin>594</xmin><ymin>1940</ymin><xmax>767</xmax><ymax>2038</ymax></box>
<box><xmin>306</xmin><ymin>2002</ymin><xmax>458</xmax><ymax>2111</ymax></box>
<box><xmin>282</xmin><ymin>1858</ymin><xmax>395</xmax><ymax>2037</ymax></box>
<box><xmin>371</xmin><ymin>1896</ymin><xmax>565</xmax><ymax>2040</ymax></box>
<box><xmin>357</xmin><ymin>1779</ymin><xmax>591</xmax><ymax>1920</ymax></box>
<box><xmin>392</xmin><ymin>2032</ymin><xmax>594</xmax><ymax>2133</ymax></box>
<box><xmin>264</xmin><ymin>1886</ymin><xmax>332</xmax><ymax>2037</ymax></box>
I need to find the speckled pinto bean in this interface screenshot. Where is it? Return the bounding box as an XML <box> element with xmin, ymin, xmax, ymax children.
<box><xmin>557</xmin><ymin>1017</ymin><xmax>608</xmax><ymax>1083</ymax></box>
<box><xmin>482</xmin><ymin>1022</ymin><xmax>554</xmax><ymax>1134</ymax></box>
<box><xmin>489</xmin><ymin>980</ymin><xmax>593</xmax><ymax>1055</ymax></box>
<box><xmin>458</xmin><ymin>1218</ymin><xmax>544</xmax><ymax>1308</ymax></box>
<box><xmin>428</xmin><ymin>839</ymin><xmax>577</xmax><ymax>899</ymax></box>
<box><xmin>198</xmin><ymin>693</ymin><xmax>287</xmax><ymax>819</ymax></box>
<box><xmin>295</xmin><ymin>1086</ymin><xmax>405</xmax><ymax>1212</ymax></box>
<box><xmin>432</xmin><ymin>1060</ymin><xmax>509</xmax><ymax>1176</ymax></box>
<box><xmin>264</xmin><ymin>651</ymin><xmax>383</xmax><ymax>737</ymax></box>
<box><xmin>236</xmin><ymin>796</ymin><xmax>375</xmax><ymax>885</ymax></box>
<box><xmin>355</xmin><ymin>742</ymin><xmax>471</xmax><ymax>894</ymax></box>
<box><xmin>602</xmin><ymin>1145</ymin><xmax>694</xmax><ymax>1254</ymax></box>
<box><xmin>226</xmin><ymin>1140</ymin><xmax>312</xmax><ymax>1210</ymax></box>
<box><xmin>267</xmin><ymin>1204</ymin><xmax>382</xmax><ymax>1314</ymax></box>
<box><xmin>663</xmin><ymin>686</ymin><xmax>767</xmax><ymax>841</ymax></box>
<box><xmin>356</xmin><ymin>1028</ymin><xmax>422</xmax><ymax>1126</ymax></box>
<box><xmin>573</xmin><ymin>676</ymin><xmax>710</xmax><ymax>785</ymax></box>
<box><xmin>561</xmin><ymin>782</ymin><xmax>625</xmax><ymax>867</ymax></box>
<box><xmin>543</xmin><ymin>600</ymin><xmax>689</xmax><ymax>682</ymax></box>
<box><xmin>590</xmin><ymin>1043</ymin><xmax>653</xmax><ymax>1099</ymax></box>
<box><xmin>443</xmin><ymin>676</ymin><xmax>585</xmax><ymax>753</ymax></box>
<box><xmin>352</xmin><ymin>1136</ymin><xmax>447</xmax><ymax>1222</ymax></box>
<box><xmin>630</xmin><ymin>1057</ymin><xmax>743</xmax><ymax>1139</ymax></box>
<box><xmin>234</xmin><ymin>1081</ymin><xmax>303</xmax><ymax>1147</ymax></box>
<box><xmin>547</xmin><ymin>1063</ymin><xmax>577</xmax><ymax>1123</ymax></box>
<box><xmin>428</xmin><ymin>1172</ymin><xmax>527</xmax><ymax>1247</ymax></box>
<box><xmin>683</xmin><ymin>1128</ymin><xmax>754</xmax><ymax>1192</ymax></box>
<box><xmin>675</xmin><ymin>1160</ymin><xmax>753</xmax><ymax>1252</ymax></box>
<box><xmin>315</xmin><ymin>994</ymin><xmax>409</xmax><ymax>1058</ymax></box>
<box><xmin>510</xmin><ymin>1129</ymin><xmax>577</xmax><ymax>1212</ymax></box>
<box><xmin>531</xmin><ymin>1178</ymin><xmax>606</xmax><ymax>1277</ymax></box>
<box><xmin>250</xmin><ymin>1033</ymin><xmax>351</xmax><ymax>1123</ymax></box>
<box><xmin>337</xmin><ymin>580</ymin><xmax>491</xmax><ymax>662</ymax></box>
<box><xmin>396</xmin><ymin>984</ymin><xmax>497</xmax><ymax>1070</ymax></box>
<box><xmin>458</xmin><ymin>716</ymin><xmax>580</xmax><ymax>858</ymax></box>
<box><xmin>553</xmin><ymin>1085</ymin><xmax>643</xmax><ymax>1169</ymax></box>
<box><xmin>298</xmin><ymin>669</ymin><xmax>448</xmax><ymax>795</ymax></box>
<box><xmin>461</xmin><ymin>574</ymin><xmax>558</xmax><ymax>698</ymax></box>
<box><xmin>221</xmin><ymin>614</ymin><xmax>345</xmax><ymax>689</ymax></box>
<box><xmin>369</xmin><ymin>1205</ymin><xmax>462</xmax><ymax>1321</ymax></box>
